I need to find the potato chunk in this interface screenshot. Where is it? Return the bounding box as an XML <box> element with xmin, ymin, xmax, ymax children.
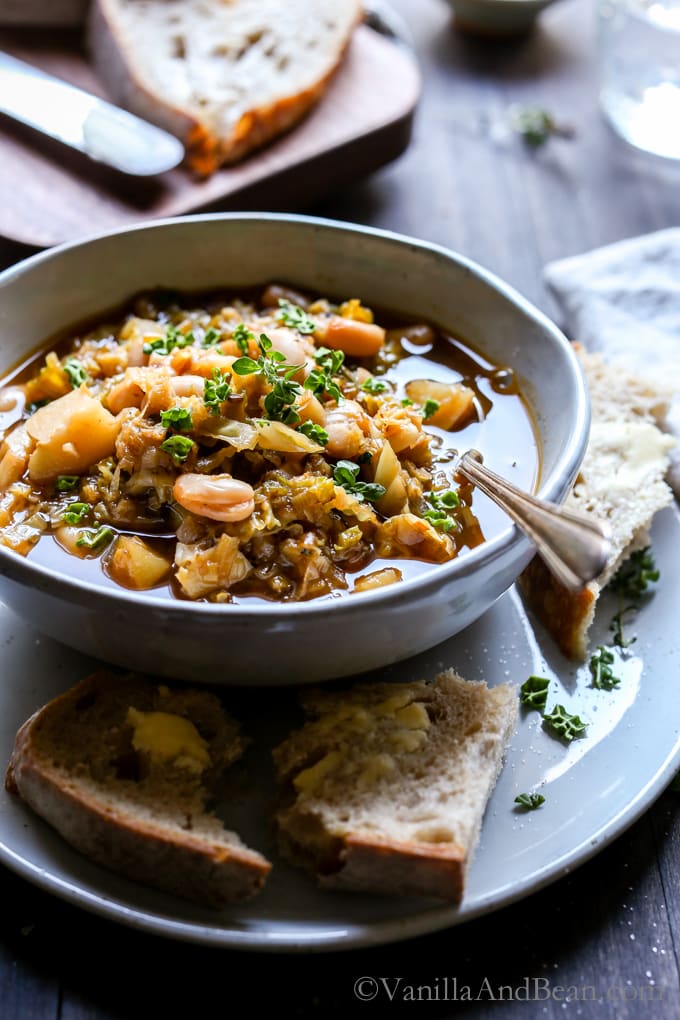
<box><xmin>26</xmin><ymin>388</ymin><xmax>120</xmax><ymax>483</ymax></box>
<box><xmin>0</xmin><ymin>423</ymin><xmax>34</xmax><ymax>491</ymax></box>
<box><xmin>107</xmin><ymin>535</ymin><xmax>171</xmax><ymax>590</ymax></box>
<box><xmin>405</xmin><ymin>379</ymin><xmax>476</xmax><ymax>430</ymax></box>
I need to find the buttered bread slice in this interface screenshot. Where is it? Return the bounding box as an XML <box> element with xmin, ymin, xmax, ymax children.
<box><xmin>519</xmin><ymin>345</ymin><xmax>674</xmax><ymax>660</ymax></box>
<box><xmin>5</xmin><ymin>672</ymin><xmax>271</xmax><ymax>905</ymax></box>
<box><xmin>273</xmin><ymin>670</ymin><xmax>518</xmax><ymax>902</ymax></box>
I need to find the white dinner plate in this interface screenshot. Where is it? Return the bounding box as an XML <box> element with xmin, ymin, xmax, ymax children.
<box><xmin>0</xmin><ymin>505</ymin><xmax>678</xmax><ymax>952</ymax></box>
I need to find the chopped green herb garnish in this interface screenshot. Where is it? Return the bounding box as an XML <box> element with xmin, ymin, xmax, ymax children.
<box><xmin>55</xmin><ymin>475</ymin><xmax>79</xmax><ymax>492</ymax></box>
<box><xmin>510</xmin><ymin>106</ymin><xmax>574</xmax><ymax>148</ymax></box>
<box><xmin>231</xmin><ymin>355</ymin><xmax>260</xmax><ymax>375</ymax></box>
<box><xmin>606</xmin><ymin>548</ymin><xmax>659</xmax><ymax>649</ymax></box>
<box><xmin>76</xmin><ymin>526</ymin><xmax>114</xmax><ymax>551</ymax></box>
<box><xmin>304</xmin><ymin>366</ymin><xmax>343</xmax><ymax>403</ymax></box>
<box><xmin>26</xmin><ymin>398</ymin><xmax>50</xmax><ymax>414</ymax></box>
<box><xmin>61</xmin><ymin>501</ymin><xmax>91</xmax><ymax>525</ymax></box>
<box><xmin>589</xmin><ymin>646</ymin><xmax>621</xmax><ymax>690</ymax></box>
<box><xmin>232</xmin><ymin>334</ymin><xmax>304</xmax><ymax>424</ymax></box>
<box><xmin>232</xmin><ymin>322</ymin><xmax>254</xmax><ymax>353</ymax></box>
<box><xmin>361</xmin><ymin>376</ymin><xmax>388</xmax><ymax>395</ymax></box>
<box><xmin>161</xmin><ymin>435</ymin><xmax>194</xmax><ymax>464</ymax></box>
<box><xmin>298</xmin><ymin>421</ymin><xmax>329</xmax><ymax>446</ymax></box>
<box><xmin>401</xmin><ymin>397</ymin><xmax>414</xmax><ymax>407</ymax></box>
<box><xmin>514</xmin><ymin>793</ymin><xmax>545</xmax><ymax>811</ymax></box>
<box><xmin>543</xmin><ymin>704</ymin><xmax>587</xmax><ymax>743</ymax></box>
<box><xmin>203</xmin><ymin>369</ymin><xmax>233</xmax><ymax>416</ymax></box>
<box><xmin>201</xmin><ymin>327</ymin><xmax>222</xmax><ymax>348</ymax></box>
<box><xmin>333</xmin><ymin>460</ymin><xmax>386</xmax><ymax>504</ymax></box>
<box><xmin>278</xmin><ymin>299</ymin><xmax>316</xmax><ymax>335</ymax></box>
<box><xmin>422</xmin><ymin>399</ymin><xmax>440</xmax><ymax>420</ymax></box>
<box><xmin>422</xmin><ymin>489</ymin><xmax>460</xmax><ymax>532</ymax></box>
<box><xmin>263</xmin><ymin>376</ymin><xmax>302</xmax><ymax>425</ymax></box>
<box><xmin>357</xmin><ymin>451</ymin><xmax>373</xmax><ymax>464</ymax></box>
<box><xmin>314</xmin><ymin>346</ymin><xmax>345</xmax><ymax>375</ymax></box>
<box><xmin>610</xmin><ymin>548</ymin><xmax>660</xmax><ymax>600</ymax></box>
<box><xmin>422</xmin><ymin>509</ymin><xmax>457</xmax><ymax>533</ymax></box>
<box><xmin>63</xmin><ymin>359</ymin><xmax>88</xmax><ymax>388</ymax></box>
<box><xmin>143</xmin><ymin>324</ymin><xmax>194</xmax><ymax>356</ymax></box>
<box><xmin>160</xmin><ymin>406</ymin><xmax>194</xmax><ymax>432</ymax></box>
<box><xmin>428</xmin><ymin>489</ymin><xmax>460</xmax><ymax>511</ymax></box>
<box><xmin>610</xmin><ymin>606</ymin><xmax>637</xmax><ymax>650</ymax></box>
<box><xmin>520</xmin><ymin>675</ymin><xmax>550</xmax><ymax>710</ymax></box>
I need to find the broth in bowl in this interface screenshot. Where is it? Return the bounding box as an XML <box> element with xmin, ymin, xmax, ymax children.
<box><xmin>0</xmin><ymin>283</ymin><xmax>538</xmax><ymax>604</ymax></box>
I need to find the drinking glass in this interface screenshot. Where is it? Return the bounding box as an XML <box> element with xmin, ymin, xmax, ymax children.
<box><xmin>597</xmin><ymin>0</ymin><xmax>680</xmax><ymax>159</ymax></box>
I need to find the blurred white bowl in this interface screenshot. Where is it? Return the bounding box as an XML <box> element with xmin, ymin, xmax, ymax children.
<box><xmin>447</xmin><ymin>0</ymin><xmax>559</xmax><ymax>36</ymax></box>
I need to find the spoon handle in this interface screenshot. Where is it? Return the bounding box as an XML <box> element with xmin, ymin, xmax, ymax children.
<box><xmin>457</xmin><ymin>450</ymin><xmax>611</xmax><ymax>593</ymax></box>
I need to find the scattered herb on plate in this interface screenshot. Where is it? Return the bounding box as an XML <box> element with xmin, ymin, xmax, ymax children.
<box><xmin>514</xmin><ymin>793</ymin><xmax>545</xmax><ymax>811</ymax></box>
<box><xmin>520</xmin><ymin>675</ymin><xmax>550</xmax><ymax>711</ymax></box>
<box><xmin>589</xmin><ymin>646</ymin><xmax>621</xmax><ymax>690</ymax></box>
<box><xmin>543</xmin><ymin>704</ymin><xmax>587</xmax><ymax>743</ymax></box>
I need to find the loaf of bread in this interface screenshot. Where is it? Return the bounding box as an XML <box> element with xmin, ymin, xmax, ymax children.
<box><xmin>273</xmin><ymin>670</ymin><xmax>518</xmax><ymax>902</ymax></box>
<box><xmin>5</xmin><ymin>672</ymin><xmax>271</xmax><ymax>906</ymax></box>
<box><xmin>519</xmin><ymin>344</ymin><xmax>675</xmax><ymax>659</ymax></box>
<box><xmin>88</xmin><ymin>0</ymin><xmax>363</xmax><ymax>174</ymax></box>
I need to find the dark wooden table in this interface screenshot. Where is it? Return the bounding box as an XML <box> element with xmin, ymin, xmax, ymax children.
<box><xmin>1</xmin><ymin>0</ymin><xmax>679</xmax><ymax>1016</ymax></box>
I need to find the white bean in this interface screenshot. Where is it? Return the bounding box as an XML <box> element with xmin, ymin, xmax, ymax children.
<box><xmin>173</xmin><ymin>473</ymin><xmax>255</xmax><ymax>523</ymax></box>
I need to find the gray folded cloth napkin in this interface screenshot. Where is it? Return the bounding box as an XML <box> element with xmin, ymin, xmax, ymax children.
<box><xmin>544</xmin><ymin>228</ymin><xmax>680</xmax><ymax>497</ymax></box>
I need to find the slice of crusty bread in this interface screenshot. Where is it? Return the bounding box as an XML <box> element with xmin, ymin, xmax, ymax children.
<box><xmin>5</xmin><ymin>672</ymin><xmax>271</xmax><ymax>906</ymax></box>
<box><xmin>519</xmin><ymin>345</ymin><xmax>675</xmax><ymax>660</ymax></box>
<box><xmin>273</xmin><ymin>670</ymin><xmax>517</xmax><ymax>902</ymax></box>
<box><xmin>88</xmin><ymin>0</ymin><xmax>362</xmax><ymax>174</ymax></box>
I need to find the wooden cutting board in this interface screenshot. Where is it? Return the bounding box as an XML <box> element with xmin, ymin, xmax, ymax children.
<box><xmin>0</xmin><ymin>22</ymin><xmax>420</xmax><ymax>248</ymax></box>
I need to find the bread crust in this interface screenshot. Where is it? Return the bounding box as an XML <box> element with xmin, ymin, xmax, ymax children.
<box><xmin>89</xmin><ymin>0</ymin><xmax>362</xmax><ymax>174</ymax></box>
<box><xmin>5</xmin><ymin>674</ymin><xmax>271</xmax><ymax>906</ymax></box>
<box><xmin>518</xmin><ymin>560</ymin><xmax>598</xmax><ymax>661</ymax></box>
<box><xmin>320</xmin><ymin>834</ymin><xmax>465</xmax><ymax>902</ymax></box>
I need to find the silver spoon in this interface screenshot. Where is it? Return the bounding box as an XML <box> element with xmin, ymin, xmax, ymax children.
<box><xmin>457</xmin><ymin>450</ymin><xmax>611</xmax><ymax>592</ymax></box>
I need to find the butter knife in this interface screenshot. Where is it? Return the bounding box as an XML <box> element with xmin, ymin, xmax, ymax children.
<box><xmin>0</xmin><ymin>51</ymin><xmax>185</xmax><ymax>176</ymax></box>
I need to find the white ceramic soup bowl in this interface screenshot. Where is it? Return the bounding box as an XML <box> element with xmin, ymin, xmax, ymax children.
<box><xmin>0</xmin><ymin>214</ymin><xmax>587</xmax><ymax>686</ymax></box>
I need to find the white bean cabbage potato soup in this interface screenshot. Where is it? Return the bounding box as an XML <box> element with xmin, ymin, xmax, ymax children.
<box><xmin>0</xmin><ymin>284</ymin><xmax>539</xmax><ymax>603</ymax></box>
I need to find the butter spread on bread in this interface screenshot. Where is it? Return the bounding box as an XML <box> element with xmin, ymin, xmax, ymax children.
<box><xmin>5</xmin><ymin>672</ymin><xmax>271</xmax><ymax>906</ymax></box>
<box><xmin>519</xmin><ymin>345</ymin><xmax>675</xmax><ymax>660</ymax></box>
<box><xmin>273</xmin><ymin>669</ymin><xmax>518</xmax><ymax>902</ymax></box>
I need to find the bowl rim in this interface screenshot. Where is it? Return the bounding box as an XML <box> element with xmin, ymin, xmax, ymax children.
<box><xmin>0</xmin><ymin>212</ymin><xmax>589</xmax><ymax>617</ymax></box>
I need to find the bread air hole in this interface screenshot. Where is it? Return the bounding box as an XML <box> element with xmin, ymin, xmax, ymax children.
<box><xmin>112</xmin><ymin>749</ymin><xmax>144</xmax><ymax>783</ymax></box>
